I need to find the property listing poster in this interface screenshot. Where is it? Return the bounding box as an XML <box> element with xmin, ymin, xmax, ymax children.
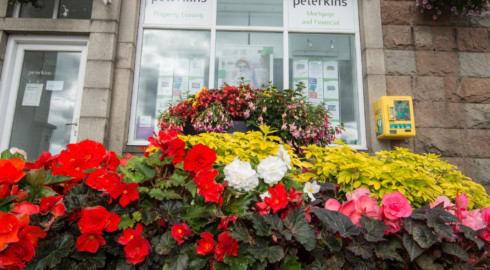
<box><xmin>292</xmin><ymin>58</ymin><xmax>340</xmax><ymax>122</ymax></box>
<box><xmin>218</xmin><ymin>46</ymin><xmax>273</xmax><ymax>89</ymax></box>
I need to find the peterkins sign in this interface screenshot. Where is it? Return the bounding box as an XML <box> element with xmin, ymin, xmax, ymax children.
<box><xmin>289</xmin><ymin>0</ymin><xmax>356</xmax><ymax>31</ymax></box>
<box><xmin>145</xmin><ymin>0</ymin><xmax>213</xmax><ymax>26</ymax></box>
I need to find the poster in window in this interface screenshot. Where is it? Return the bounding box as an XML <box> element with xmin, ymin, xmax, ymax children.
<box><xmin>325</xmin><ymin>101</ymin><xmax>340</xmax><ymax>121</ymax></box>
<box><xmin>22</xmin><ymin>83</ymin><xmax>44</xmax><ymax>107</ymax></box>
<box><xmin>323</xmin><ymin>60</ymin><xmax>338</xmax><ymax>79</ymax></box>
<box><xmin>218</xmin><ymin>46</ymin><xmax>273</xmax><ymax>89</ymax></box>
<box><xmin>323</xmin><ymin>79</ymin><xmax>339</xmax><ymax>99</ymax></box>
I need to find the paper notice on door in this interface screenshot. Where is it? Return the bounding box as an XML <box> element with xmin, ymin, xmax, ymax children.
<box><xmin>22</xmin><ymin>83</ymin><xmax>43</xmax><ymax>106</ymax></box>
<box><xmin>46</xmin><ymin>80</ymin><xmax>64</xmax><ymax>91</ymax></box>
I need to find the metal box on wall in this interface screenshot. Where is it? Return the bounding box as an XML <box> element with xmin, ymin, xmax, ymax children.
<box><xmin>374</xmin><ymin>96</ymin><xmax>415</xmax><ymax>139</ymax></box>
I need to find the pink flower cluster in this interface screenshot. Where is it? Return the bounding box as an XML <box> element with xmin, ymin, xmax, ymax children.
<box><xmin>324</xmin><ymin>187</ymin><xmax>412</xmax><ymax>234</ymax></box>
<box><xmin>430</xmin><ymin>192</ymin><xmax>490</xmax><ymax>240</ymax></box>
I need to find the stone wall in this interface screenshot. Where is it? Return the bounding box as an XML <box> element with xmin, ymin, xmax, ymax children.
<box><xmin>381</xmin><ymin>0</ymin><xmax>490</xmax><ymax>189</ymax></box>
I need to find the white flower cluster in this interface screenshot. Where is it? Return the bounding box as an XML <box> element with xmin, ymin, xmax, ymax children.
<box><xmin>224</xmin><ymin>146</ymin><xmax>292</xmax><ymax>191</ymax></box>
<box><xmin>223</xmin><ymin>157</ymin><xmax>259</xmax><ymax>191</ymax></box>
<box><xmin>257</xmin><ymin>156</ymin><xmax>287</xmax><ymax>185</ymax></box>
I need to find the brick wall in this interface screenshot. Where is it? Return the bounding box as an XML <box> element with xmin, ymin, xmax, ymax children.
<box><xmin>380</xmin><ymin>0</ymin><xmax>490</xmax><ymax>190</ymax></box>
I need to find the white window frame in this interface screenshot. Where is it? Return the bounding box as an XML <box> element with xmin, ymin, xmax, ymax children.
<box><xmin>129</xmin><ymin>0</ymin><xmax>366</xmax><ymax>150</ymax></box>
<box><xmin>0</xmin><ymin>35</ymin><xmax>88</xmax><ymax>151</ymax></box>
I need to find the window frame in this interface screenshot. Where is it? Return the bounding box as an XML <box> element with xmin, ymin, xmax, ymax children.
<box><xmin>129</xmin><ymin>0</ymin><xmax>366</xmax><ymax>150</ymax></box>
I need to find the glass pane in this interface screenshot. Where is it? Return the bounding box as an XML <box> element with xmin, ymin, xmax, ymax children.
<box><xmin>215</xmin><ymin>31</ymin><xmax>283</xmax><ymax>90</ymax></box>
<box><xmin>19</xmin><ymin>0</ymin><xmax>55</xmax><ymax>18</ymax></box>
<box><xmin>9</xmin><ymin>51</ymin><xmax>81</xmax><ymax>159</ymax></box>
<box><xmin>217</xmin><ymin>0</ymin><xmax>283</xmax><ymax>27</ymax></box>
<box><xmin>58</xmin><ymin>0</ymin><xmax>93</xmax><ymax>19</ymax></box>
<box><xmin>289</xmin><ymin>33</ymin><xmax>360</xmax><ymax>145</ymax></box>
<box><xmin>134</xmin><ymin>30</ymin><xmax>211</xmax><ymax>141</ymax></box>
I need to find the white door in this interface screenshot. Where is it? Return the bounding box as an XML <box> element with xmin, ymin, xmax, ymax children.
<box><xmin>0</xmin><ymin>36</ymin><xmax>88</xmax><ymax>159</ymax></box>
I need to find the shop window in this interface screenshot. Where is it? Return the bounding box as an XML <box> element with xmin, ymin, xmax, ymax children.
<box><xmin>17</xmin><ymin>0</ymin><xmax>92</xmax><ymax>19</ymax></box>
<box><xmin>131</xmin><ymin>0</ymin><xmax>365</xmax><ymax>148</ymax></box>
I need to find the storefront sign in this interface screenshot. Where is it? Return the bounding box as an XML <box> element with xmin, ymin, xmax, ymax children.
<box><xmin>288</xmin><ymin>0</ymin><xmax>356</xmax><ymax>31</ymax></box>
<box><xmin>145</xmin><ymin>0</ymin><xmax>213</xmax><ymax>26</ymax></box>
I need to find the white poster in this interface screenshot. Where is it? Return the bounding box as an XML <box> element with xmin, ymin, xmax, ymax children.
<box><xmin>22</xmin><ymin>83</ymin><xmax>43</xmax><ymax>106</ymax></box>
<box><xmin>324</xmin><ymin>80</ymin><xmax>339</xmax><ymax>99</ymax></box>
<box><xmin>189</xmin><ymin>58</ymin><xmax>205</xmax><ymax>77</ymax></box>
<box><xmin>325</xmin><ymin>101</ymin><xmax>340</xmax><ymax>121</ymax></box>
<box><xmin>189</xmin><ymin>78</ymin><xmax>204</xmax><ymax>94</ymax></box>
<box><xmin>157</xmin><ymin>76</ymin><xmax>173</xmax><ymax>96</ymax></box>
<box><xmin>172</xmin><ymin>76</ymin><xmax>188</xmax><ymax>97</ymax></box>
<box><xmin>293</xmin><ymin>58</ymin><xmax>309</xmax><ymax>78</ymax></box>
<box><xmin>46</xmin><ymin>80</ymin><xmax>64</xmax><ymax>91</ymax></box>
<box><xmin>308</xmin><ymin>60</ymin><xmax>323</xmax><ymax>78</ymax></box>
<box><xmin>288</xmin><ymin>0</ymin><xmax>356</xmax><ymax>31</ymax></box>
<box><xmin>218</xmin><ymin>46</ymin><xmax>273</xmax><ymax>89</ymax></box>
<box><xmin>139</xmin><ymin>115</ymin><xmax>153</xmax><ymax>128</ymax></box>
<box><xmin>323</xmin><ymin>61</ymin><xmax>338</xmax><ymax>79</ymax></box>
<box><xmin>144</xmin><ymin>0</ymin><xmax>213</xmax><ymax>26</ymax></box>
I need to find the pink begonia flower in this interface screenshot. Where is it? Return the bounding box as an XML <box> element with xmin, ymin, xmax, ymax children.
<box><xmin>381</xmin><ymin>192</ymin><xmax>412</xmax><ymax>220</ymax></box>
<box><xmin>384</xmin><ymin>218</ymin><xmax>402</xmax><ymax>235</ymax></box>
<box><xmin>337</xmin><ymin>195</ymin><xmax>379</xmax><ymax>226</ymax></box>
<box><xmin>324</xmin><ymin>198</ymin><xmax>341</xmax><ymax>211</ymax></box>
<box><xmin>462</xmin><ymin>209</ymin><xmax>485</xmax><ymax>231</ymax></box>
<box><xmin>455</xmin><ymin>192</ymin><xmax>469</xmax><ymax>220</ymax></box>
<box><xmin>281</xmin><ymin>123</ymin><xmax>287</xmax><ymax>130</ymax></box>
<box><xmin>480</xmin><ymin>208</ymin><xmax>490</xmax><ymax>241</ymax></box>
<box><xmin>429</xmin><ymin>196</ymin><xmax>454</xmax><ymax>209</ymax></box>
<box><xmin>244</xmin><ymin>110</ymin><xmax>250</xmax><ymax>118</ymax></box>
<box><xmin>346</xmin><ymin>187</ymin><xmax>371</xmax><ymax>201</ymax></box>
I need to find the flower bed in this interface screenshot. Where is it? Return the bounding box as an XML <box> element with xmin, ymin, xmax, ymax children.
<box><xmin>417</xmin><ymin>0</ymin><xmax>489</xmax><ymax>19</ymax></box>
<box><xmin>0</xmin><ymin>127</ymin><xmax>489</xmax><ymax>269</ymax></box>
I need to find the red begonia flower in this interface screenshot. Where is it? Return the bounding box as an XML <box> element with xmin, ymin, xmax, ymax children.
<box><xmin>0</xmin><ymin>239</ymin><xmax>35</xmax><ymax>268</ymax></box>
<box><xmin>124</xmin><ymin>236</ymin><xmax>151</xmax><ymax>264</ymax></box>
<box><xmin>167</xmin><ymin>138</ymin><xmax>186</xmax><ymax>165</ymax></box>
<box><xmin>78</xmin><ymin>206</ymin><xmax>119</xmax><ymax>234</ymax></box>
<box><xmin>264</xmin><ymin>184</ymin><xmax>289</xmax><ymax>213</ymax></box>
<box><xmin>118</xmin><ymin>223</ymin><xmax>143</xmax><ymax>245</ymax></box>
<box><xmin>171</xmin><ymin>223</ymin><xmax>192</xmax><ymax>245</ymax></box>
<box><xmin>85</xmin><ymin>169</ymin><xmax>121</xmax><ymax>193</ymax></box>
<box><xmin>0</xmin><ymin>212</ymin><xmax>21</xmax><ymax>252</ymax></box>
<box><xmin>194</xmin><ymin>170</ymin><xmax>226</xmax><ymax>206</ymax></box>
<box><xmin>214</xmin><ymin>231</ymin><xmax>239</xmax><ymax>262</ymax></box>
<box><xmin>18</xmin><ymin>225</ymin><xmax>46</xmax><ymax>248</ymax></box>
<box><xmin>12</xmin><ymin>202</ymin><xmax>40</xmax><ymax>216</ymax></box>
<box><xmin>183</xmin><ymin>144</ymin><xmax>216</xmax><ymax>174</ymax></box>
<box><xmin>196</xmin><ymin>231</ymin><xmax>215</xmax><ymax>256</ymax></box>
<box><xmin>40</xmin><ymin>195</ymin><xmax>65</xmax><ymax>216</ymax></box>
<box><xmin>217</xmin><ymin>215</ymin><xmax>238</xmax><ymax>231</ymax></box>
<box><xmin>0</xmin><ymin>158</ymin><xmax>25</xmax><ymax>185</ymax></box>
<box><xmin>110</xmin><ymin>183</ymin><xmax>139</xmax><ymax>207</ymax></box>
<box><xmin>76</xmin><ymin>233</ymin><xmax>106</xmax><ymax>253</ymax></box>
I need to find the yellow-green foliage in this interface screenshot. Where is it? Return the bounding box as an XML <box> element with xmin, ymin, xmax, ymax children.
<box><xmin>179</xmin><ymin>126</ymin><xmax>310</xmax><ymax>179</ymax></box>
<box><xmin>303</xmin><ymin>141</ymin><xmax>490</xmax><ymax>209</ymax></box>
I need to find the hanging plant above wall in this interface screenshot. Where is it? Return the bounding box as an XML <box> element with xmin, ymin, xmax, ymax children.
<box><xmin>417</xmin><ymin>0</ymin><xmax>490</xmax><ymax>20</ymax></box>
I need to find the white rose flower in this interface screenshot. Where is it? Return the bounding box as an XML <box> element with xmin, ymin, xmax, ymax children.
<box><xmin>257</xmin><ymin>156</ymin><xmax>287</xmax><ymax>185</ymax></box>
<box><xmin>224</xmin><ymin>157</ymin><xmax>259</xmax><ymax>191</ymax></box>
<box><xmin>303</xmin><ymin>181</ymin><xmax>321</xmax><ymax>201</ymax></box>
<box><xmin>276</xmin><ymin>145</ymin><xmax>292</xmax><ymax>170</ymax></box>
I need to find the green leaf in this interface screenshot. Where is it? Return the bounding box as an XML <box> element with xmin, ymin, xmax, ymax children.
<box><xmin>181</xmin><ymin>204</ymin><xmax>208</xmax><ymax>220</ymax></box>
<box><xmin>322</xmin><ymin>233</ymin><xmax>342</xmax><ymax>252</ymax></box>
<box><xmin>44</xmin><ymin>173</ymin><xmax>72</xmax><ymax>185</ymax></box>
<box><xmin>410</xmin><ymin>208</ymin><xmax>426</xmax><ymax>220</ymax></box>
<box><xmin>247</xmin><ymin>238</ymin><xmax>284</xmax><ymax>263</ymax></box>
<box><xmin>426</xmin><ymin>208</ymin><xmax>460</xmax><ymax>224</ymax></box>
<box><xmin>149</xmin><ymin>188</ymin><xmax>165</xmax><ymax>200</ymax></box>
<box><xmin>120</xmin><ymin>156</ymin><xmax>156</xmax><ymax>183</ymax></box>
<box><xmin>326</xmin><ymin>255</ymin><xmax>345</xmax><ymax>270</ymax></box>
<box><xmin>1</xmin><ymin>149</ymin><xmax>12</xmax><ymax>159</ymax></box>
<box><xmin>403</xmin><ymin>218</ymin><xmax>426</xmax><ymax>235</ymax></box>
<box><xmin>458</xmin><ymin>225</ymin><xmax>485</xmax><ymax>250</ymax></box>
<box><xmin>359</xmin><ymin>217</ymin><xmax>389</xmax><ymax>242</ymax></box>
<box><xmin>0</xmin><ymin>195</ymin><xmax>20</xmax><ymax>207</ymax></box>
<box><xmin>345</xmin><ymin>251</ymin><xmax>376</xmax><ymax>270</ymax></box>
<box><xmin>118</xmin><ymin>214</ymin><xmax>134</xmax><ymax>230</ymax></box>
<box><xmin>168</xmin><ymin>245</ymin><xmax>190</xmax><ymax>270</ymax></box>
<box><xmin>413</xmin><ymin>226</ymin><xmax>440</xmax><ymax>248</ymax></box>
<box><xmin>26</xmin><ymin>234</ymin><xmax>74</xmax><ymax>270</ymax></box>
<box><xmin>160</xmin><ymin>200</ymin><xmax>183</xmax><ymax>224</ymax></box>
<box><xmin>346</xmin><ymin>239</ymin><xmax>374</xmax><ymax>259</ymax></box>
<box><xmin>141</xmin><ymin>209</ymin><xmax>158</xmax><ymax>225</ymax></box>
<box><xmin>312</xmin><ymin>208</ymin><xmax>360</xmax><ymax>238</ymax></box>
<box><xmin>374</xmin><ymin>240</ymin><xmax>403</xmax><ymax>262</ymax></box>
<box><xmin>442</xmin><ymin>242</ymin><xmax>469</xmax><ymax>261</ymax></box>
<box><xmin>70</xmin><ymin>252</ymin><xmax>106</xmax><ymax>268</ymax></box>
<box><xmin>223</xmin><ymin>194</ymin><xmax>253</xmax><ymax>216</ymax></box>
<box><xmin>224</xmin><ymin>253</ymin><xmax>256</xmax><ymax>270</ymax></box>
<box><xmin>263</xmin><ymin>214</ymin><xmax>284</xmax><ymax>232</ymax></box>
<box><xmin>230</xmin><ymin>226</ymin><xmax>252</xmax><ymax>243</ymax></box>
<box><xmin>452</xmin><ymin>262</ymin><xmax>475</xmax><ymax>270</ymax></box>
<box><xmin>152</xmin><ymin>232</ymin><xmax>176</xmax><ymax>255</ymax></box>
<box><xmin>250</xmin><ymin>215</ymin><xmax>272</xmax><ymax>236</ymax></box>
<box><xmin>171</xmin><ymin>170</ymin><xmax>189</xmax><ymax>187</ymax></box>
<box><xmin>186</xmin><ymin>181</ymin><xmax>197</xmax><ymax>197</ymax></box>
<box><xmin>282</xmin><ymin>254</ymin><xmax>301</xmax><ymax>270</ymax></box>
<box><xmin>403</xmin><ymin>234</ymin><xmax>424</xmax><ymax>261</ymax></box>
<box><xmin>283</xmin><ymin>208</ymin><xmax>316</xmax><ymax>251</ymax></box>
<box><xmin>415</xmin><ymin>254</ymin><xmax>444</xmax><ymax>270</ymax></box>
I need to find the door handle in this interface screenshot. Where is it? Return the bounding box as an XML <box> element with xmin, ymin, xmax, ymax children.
<box><xmin>66</xmin><ymin>123</ymin><xmax>78</xmax><ymax>126</ymax></box>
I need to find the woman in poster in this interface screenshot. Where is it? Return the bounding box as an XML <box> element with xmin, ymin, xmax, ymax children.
<box><xmin>231</xmin><ymin>58</ymin><xmax>259</xmax><ymax>88</ymax></box>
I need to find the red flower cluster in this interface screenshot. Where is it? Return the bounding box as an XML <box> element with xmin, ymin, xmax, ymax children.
<box><xmin>39</xmin><ymin>195</ymin><xmax>65</xmax><ymax>217</ymax></box>
<box><xmin>0</xmin><ymin>213</ymin><xmax>46</xmax><ymax>269</ymax></box>
<box><xmin>147</xmin><ymin>131</ymin><xmax>186</xmax><ymax>165</ymax></box>
<box><xmin>118</xmin><ymin>224</ymin><xmax>151</xmax><ymax>264</ymax></box>
<box><xmin>0</xmin><ymin>158</ymin><xmax>26</xmax><ymax>201</ymax></box>
<box><xmin>183</xmin><ymin>144</ymin><xmax>216</xmax><ymax>174</ymax></box>
<box><xmin>194</xmin><ymin>170</ymin><xmax>227</xmax><ymax>206</ymax></box>
<box><xmin>76</xmin><ymin>206</ymin><xmax>120</xmax><ymax>253</ymax></box>
<box><xmin>171</xmin><ymin>223</ymin><xmax>192</xmax><ymax>245</ymax></box>
<box><xmin>255</xmin><ymin>184</ymin><xmax>303</xmax><ymax>220</ymax></box>
<box><xmin>195</xmin><ymin>231</ymin><xmax>239</xmax><ymax>263</ymax></box>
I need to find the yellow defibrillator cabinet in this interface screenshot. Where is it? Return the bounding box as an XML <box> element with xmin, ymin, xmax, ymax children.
<box><xmin>374</xmin><ymin>96</ymin><xmax>415</xmax><ymax>139</ymax></box>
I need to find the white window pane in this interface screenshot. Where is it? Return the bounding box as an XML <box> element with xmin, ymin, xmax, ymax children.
<box><xmin>134</xmin><ymin>30</ymin><xmax>210</xmax><ymax>140</ymax></box>
<box><xmin>289</xmin><ymin>33</ymin><xmax>360</xmax><ymax>145</ymax></box>
<box><xmin>217</xmin><ymin>0</ymin><xmax>283</xmax><ymax>27</ymax></box>
<box><xmin>19</xmin><ymin>0</ymin><xmax>55</xmax><ymax>18</ymax></box>
<box><xmin>215</xmin><ymin>31</ymin><xmax>283</xmax><ymax>90</ymax></box>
